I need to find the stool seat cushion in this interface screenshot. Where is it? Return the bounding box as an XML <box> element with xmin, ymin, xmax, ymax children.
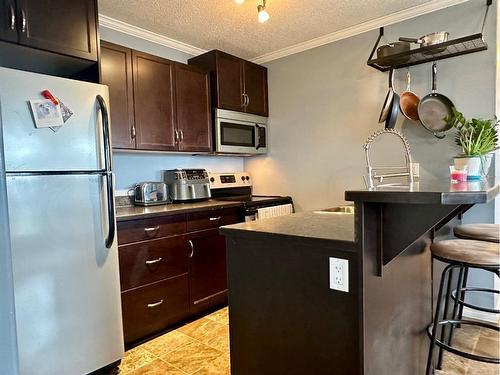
<box><xmin>454</xmin><ymin>224</ymin><xmax>500</xmax><ymax>243</ymax></box>
<box><xmin>431</xmin><ymin>239</ymin><xmax>500</xmax><ymax>266</ymax></box>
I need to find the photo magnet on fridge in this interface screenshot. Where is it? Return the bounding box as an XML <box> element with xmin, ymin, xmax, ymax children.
<box><xmin>29</xmin><ymin>99</ymin><xmax>64</xmax><ymax>129</ymax></box>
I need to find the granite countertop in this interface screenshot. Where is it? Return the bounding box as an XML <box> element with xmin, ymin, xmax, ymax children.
<box><xmin>220</xmin><ymin>211</ymin><xmax>355</xmax><ymax>245</ymax></box>
<box><xmin>116</xmin><ymin>200</ymin><xmax>243</xmax><ymax>221</ymax></box>
<box><xmin>345</xmin><ymin>178</ymin><xmax>499</xmax><ymax>204</ymax></box>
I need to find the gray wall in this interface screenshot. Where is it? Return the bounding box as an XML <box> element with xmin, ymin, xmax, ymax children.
<box><xmin>100</xmin><ymin>28</ymin><xmax>245</xmax><ymax>191</ymax></box>
<box><xmin>245</xmin><ymin>1</ymin><xmax>497</xmax><ymax>309</ymax></box>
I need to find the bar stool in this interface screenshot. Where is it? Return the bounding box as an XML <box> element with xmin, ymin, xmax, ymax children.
<box><xmin>453</xmin><ymin>224</ymin><xmax>500</xmax><ymax>323</ymax></box>
<box><xmin>426</xmin><ymin>239</ymin><xmax>500</xmax><ymax>375</ymax></box>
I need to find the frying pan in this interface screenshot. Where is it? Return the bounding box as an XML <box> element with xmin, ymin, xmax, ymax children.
<box><xmin>399</xmin><ymin>31</ymin><xmax>449</xmax><ymax>54</ymax></box>
<box><xmin>379</xmin><ymin>69</ymin><xmax>399</xmax><ymax>129</ymax></box>
<box><xmin>399</xmin><ymin>70</ymin><xmax>420</xmax><ymax>121</ymax></box>
<box><xmin>418</xmin><ymin>62</ymin><xmax>454</xmax><ymax>139</ymax></box>
<box><xmin>385</xmin><ymin>72</ymin><xmax>400</xmax><ymax>129</ymax></box>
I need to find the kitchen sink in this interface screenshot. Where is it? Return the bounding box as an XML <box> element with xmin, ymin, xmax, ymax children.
<box><xmin>314</xmin><ymin>205</ymin><xmax>355</xmax><ymax>214</ymax></box>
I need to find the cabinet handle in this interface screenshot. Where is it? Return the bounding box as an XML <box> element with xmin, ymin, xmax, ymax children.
<box><xmin>209</xmin><ymin>216</ymin><xmax>222</xmax><ymax>221</ymax></box>
<box><xmin>145</xmin><ymin>257</ymin><xmax>162</xmax><ymax>265</ymax></box>
<box><xmin>9</xmin><ymin>4</ymin><xmax>15</xmax><ymax>30</ymax></box>
<box><xmin>144</xmin><ymin>226</ymin><xmax>160</xmax><ymax>237</ymax></box>
<box><xmin>130</xmin><ymin>125</ymin><xmax>136</xmax><ymax>140</ymax></box>
<box><xmin>174</xmin><ymin>129</ymin><xmax>179</xmax><ymax>142</ymax></box>
<box><xmin>179</xmin><ymin>130</ymin><xmax>184</xmax><ymax>142</ymax></box>
<box><xmin>246</xmin><ymin>94</ymin><xmax>250</xmax><ymax>107</ymax></box>
<box><xmin>188</xmin><ymin>239</ymin><xmax>194</xmax><ymax>258</ymax></box>
<box><xmin>20</xmin><ymin>8</ymin><xmax>26</xmax><ymax>33</ymax></box>
<box><xmin>241</xmin><ymin>93</ymin><xmax>246</xmax><ymax>107</ymax></box>
<box><xmin>147</xmin><ymin>299</ymin><xmax>164</xmax><ymax>308</ymax></box>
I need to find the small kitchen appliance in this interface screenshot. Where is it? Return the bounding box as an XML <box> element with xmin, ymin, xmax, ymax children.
<box><xmin>164</xmin><ymin>169</ymin><xmax>211</xmax><ymax>201</ymax></box>
<box><xmin>208</xmin><ymin>172</ymin><xmax>293</xmax><ymax>221</ymax></box>
<box><xmin>214</xmin><ymin>109</ymin><xmax>267</xmax><ymax>155</ymax></box>
<box><xmin>134</xmin><ymin>182</ymin><xmax>169</xmax><ymax>206</ymax></box>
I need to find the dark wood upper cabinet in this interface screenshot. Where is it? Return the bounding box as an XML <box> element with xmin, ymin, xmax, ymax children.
<box><xmin>188</xmin><ymin>50</ymin><xmax>269</xmax><ymax>117</ymax></box>
<box><xmin>17</xmin><ymin>0</ymin><xmax>97</xmax><ymax>61</ymax></box>
<box><xmin>0</xmin><ymin>0</ymin><xmax>17</xmax><ymax>43</ymax></box>
<box><xmin>216</xmin><ymin>53</ymin><xmax>244</xmax><ymax>112</ymax></box>
<box><xmin>100</xmin><ymin>42</ymin><xmax>135</xmax><ymax>149</ymax></box>
<box><xmin>174</xmin><ymin>63</ymin><xmax>212</xmax><ymax>153</ymax></box>
<box><xmin>132</xmin><ymin>51</ymin><xmax>177</xmax><ymax>151</ymax></box>
<box><xmin>244</xmin><ymin>61</ymin><xmax>268</xmax><ymax>117</ymax></box>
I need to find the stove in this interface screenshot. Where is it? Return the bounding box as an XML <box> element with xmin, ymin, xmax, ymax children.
<box><xmin>208</xmin><ymin>172</ymin><xmax>294</xmax><ymax>221</ymax></box>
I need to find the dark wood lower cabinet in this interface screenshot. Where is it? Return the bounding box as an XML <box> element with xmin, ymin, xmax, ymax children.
<box><xmin>121</xmin><ymin>274</ymin><xmax>189</xmax><ymax>345</ymax></box>
<box><xmin>188</xmin><ymin>229</ymin><xmax>228</xmax><ymax>314</ymax></box>
<box><xmin>118</xmin><ymin>207</ymin><xmax>242</xmax><ymax>346</ymax></box>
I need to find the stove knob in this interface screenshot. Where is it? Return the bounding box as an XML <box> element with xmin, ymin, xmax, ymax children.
<box><xmin>245</xmin><ymin>176</ymin><xmax>250</xmax><ymax>181</ymax></box>
<box><xmin>241</xmin><ymin>176</ymin><xmax>245</xmax><ymax>181</ymax></box>
<box><xmin>210</xmin><ymin>177</ymin><xmax>215</xmax><ymax>183</ymax></box>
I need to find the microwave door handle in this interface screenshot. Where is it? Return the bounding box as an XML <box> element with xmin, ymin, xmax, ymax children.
<box><xmin>255</xmin><ymin>124</ymin><xmax>262</xmax><ymax>150</ymax></box>
<box><xmin>96</xmin><ymin>95</ymin><xmax>116</xmax><ymax>249</ymax></box>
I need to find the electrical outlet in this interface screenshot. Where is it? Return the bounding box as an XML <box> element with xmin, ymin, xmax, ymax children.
<box><xmin>329</xmin><ymin>257</ymin><xmax>349</xmax><ymax>292</ymax></box>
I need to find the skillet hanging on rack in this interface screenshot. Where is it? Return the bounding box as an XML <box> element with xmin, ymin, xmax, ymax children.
<box><xmin>418</xmin><ymin>62</ymin><xmax>455</xmax><ymax>139</ymax></box>
<box><xmin>378</xmin><ymin>69</ymin><xmax>399</xmax><ymax>129</ymax></box>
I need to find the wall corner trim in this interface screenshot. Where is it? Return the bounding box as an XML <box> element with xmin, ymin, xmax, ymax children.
<box><xmin>98</xmin><ymin>14</ymin><xmax>207</xmax><ymax>57</ymax></box>
<box><xmin>250</xmin><ymin>0</ymin><xmax>470</xmax><ymax>64</ymax></box>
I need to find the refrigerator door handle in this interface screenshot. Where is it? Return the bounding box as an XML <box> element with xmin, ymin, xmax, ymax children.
<box><xmin>96</xmin><ymin>95</ymin><xmax>116</xmax><ymax>249</ymax></box>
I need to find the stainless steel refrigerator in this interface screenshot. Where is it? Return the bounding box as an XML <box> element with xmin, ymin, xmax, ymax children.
<box><xmin>0</xmin><ymin>67</ymin><xmax>124</xmax><ymax>375</ymax></box>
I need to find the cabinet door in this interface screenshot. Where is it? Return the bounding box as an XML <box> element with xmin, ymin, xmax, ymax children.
<box><xmin>175</xmin><ymin>64</ymin><xmax>212</xmax><ymax>152</ymax></box>
<box><xmin>17</xmin><ymin>0</ymin><xmax>97</xmax><ymax>61</ymax></box>
<box><xmin>133</xmin><ymin>51</ymin><xmax>177</xmax><ymax>151</ymax></box>
<box><xmin>244</xmin><ymin>61</ymin><xmax>268</xmax><ymax>116</ymax></box>
<box><xmin>188</xmin><ymin>229</ymin><xmax>228</xmax><ymax>314</ymax></box>
<box><xmin>0</xmin><ymin>0</ymin><xmax>17</xmax><ymax>42</ymax></box>
<box><xmin>216</xmin><ymin>52</ymin><xmax>244</xmax><ymax>111</ymax></box>
<box><xmin>100</xmin><ymin>42</ymin><xmax>136</xmax><ymax>149</ymax></box>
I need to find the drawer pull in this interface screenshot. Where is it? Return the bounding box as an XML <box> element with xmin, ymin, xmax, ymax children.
<box><xmin>145</xmin><ymin>257</ymin><xmax>163</xmax><ymax>265</ymax></box>
<box><xmin>147</xmin><ymin>299</ymin><xmax>164</xmax><ymax>308</ymax></box>
<box><xmin>209</xmin><ymin>216</ymin><xmax>222</xmax><ymax>221</ymax></box>
<box><xmin>144</xmin><ymin>226</ymin><xmax>160</xmax><ymax>236</ymax></box>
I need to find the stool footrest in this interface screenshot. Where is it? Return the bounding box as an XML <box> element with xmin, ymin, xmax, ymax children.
<box><xmin>426</xmin><ymin>320</ymin><xmax>500</xmax><ymax>364</ymax></box>
<box><xmin>451</xmin><ymin>287</ymin><xmax>500</xmax><ymax>314</ymax></box>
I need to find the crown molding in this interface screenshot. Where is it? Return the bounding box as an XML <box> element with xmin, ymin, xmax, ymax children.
<box><xmin>250</xmin><ymin>0</ymin><xmax>470</xmax><ymax>64</ymax></box>
<box><xmin>99</xmin><ymin>14</ymin><xmax>207</xmax><ymax>56</ymax></box>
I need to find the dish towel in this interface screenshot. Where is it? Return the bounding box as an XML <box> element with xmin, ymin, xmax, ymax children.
<box><xmin>256</xmin><ymin>204</ymin><xmax>293</xmax><ymax>220</ymax></box>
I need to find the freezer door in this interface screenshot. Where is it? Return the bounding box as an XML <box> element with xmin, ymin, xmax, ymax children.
<box><xmin>0</xmin><ymin>67</ymin><xmax>109</xmax><ymax>172</ymax></box>
<box><xmin>6</xmin><ymin>174</ymin><xmax>124</xmax><ymax>375</ymax></box>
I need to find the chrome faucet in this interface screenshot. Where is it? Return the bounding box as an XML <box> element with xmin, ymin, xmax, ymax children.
<box><xmin>363</xmin><ymin>129</ymin><xmax>413</xmax><ymax>189</ymax></box>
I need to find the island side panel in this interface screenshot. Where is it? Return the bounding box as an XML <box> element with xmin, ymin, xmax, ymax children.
<box><xmin>225</xmin><ymin>232</ymin><xmax>361</xmax><ymax>375</ymax></box>
<box><xmin>357</xmin><ymin>202</ymin><xmax>464</xmax><ymax>375</ymax></box>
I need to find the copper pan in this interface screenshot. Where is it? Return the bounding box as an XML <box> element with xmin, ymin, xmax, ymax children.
<box><xmin>399</xmin><ymin>70</ymin><xmax>420</xmax><ymax>121</ymax></box>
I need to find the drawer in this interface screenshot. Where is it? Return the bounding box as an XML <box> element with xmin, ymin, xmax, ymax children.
<box><xmin>118</xmin><ymin>214</ymin><xmax>187</xmax><ymax>245</ymax></box>
<box><xmin>186</xmin><ymin>207</ymin><xmax>241</xmax><ymax>232</ymax></box>
<box><xmin>119</xmin><ymin>235</ymin><xmax>189</xmax><ymax>291</ymax></box>
<box><xmin>121</xmin><ymin>275</ymin><xmax>189</xmax><ymax>345</ymax></box>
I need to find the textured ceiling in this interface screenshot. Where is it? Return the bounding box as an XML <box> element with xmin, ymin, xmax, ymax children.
<box><xmin>99</xmin><ymin>0</ymin><xmax>433</xmax><ymax>59</ymax></box>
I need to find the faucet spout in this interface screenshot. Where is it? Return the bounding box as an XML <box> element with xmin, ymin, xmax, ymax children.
<box><xmin>363</xmin><ymin>129</ymin><xmax>413</xmax><ymax>189</ymax></box>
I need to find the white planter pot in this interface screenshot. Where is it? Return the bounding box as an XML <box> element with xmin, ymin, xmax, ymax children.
<box><xmin>453</xmin><ymin>156</ymin><xmax>482</xmax><ymax>180</ymax></box>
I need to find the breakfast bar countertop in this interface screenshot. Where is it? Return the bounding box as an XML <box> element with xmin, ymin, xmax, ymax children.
<box><xmin>345</xmin><ymin>178</ymin><xmax>499</xmax><ymax>205</ymax></box>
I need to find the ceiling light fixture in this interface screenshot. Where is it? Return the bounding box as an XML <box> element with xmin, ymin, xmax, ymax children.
<box><xmin>257</xmin><ymin>0</ymin><xmax>270</xmax><ymax>23</ymax></box>
<box><xmin>234</xmin><ymin>0</ymin><xmax>245</xmax><ymax>4</ymax></box>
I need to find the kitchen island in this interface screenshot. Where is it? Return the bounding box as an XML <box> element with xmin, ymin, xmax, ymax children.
<box><xmin>220</xmin><ymin>179</ymin><xmax>499</xmax><ymax>375</ymax></box>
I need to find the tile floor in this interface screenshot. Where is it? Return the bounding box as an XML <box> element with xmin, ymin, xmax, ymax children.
<box><xmin>114</xmin><ymin>307</ymin><xmax>498</xmax><ymax>375</ymax></box>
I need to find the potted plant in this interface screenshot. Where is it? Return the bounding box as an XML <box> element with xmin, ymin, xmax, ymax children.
<box><xmin>445</xmin><ymin>109</ymin><xmax>499</xmax><ymax>179</ymax></box>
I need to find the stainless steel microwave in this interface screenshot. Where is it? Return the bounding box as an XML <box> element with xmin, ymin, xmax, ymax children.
<box><xmin>214</xmin><ymin>109</ymin><xmax>267</xmax><ymax>155</ymax></box>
